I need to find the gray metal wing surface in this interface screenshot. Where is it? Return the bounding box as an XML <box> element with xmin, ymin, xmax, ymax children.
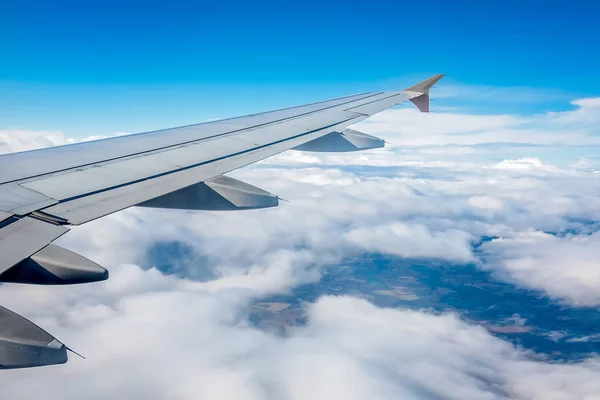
<box><xmin>0</xmin><ymin>74</ymin><xmax>443</xmax><ymax>369</ymax></box>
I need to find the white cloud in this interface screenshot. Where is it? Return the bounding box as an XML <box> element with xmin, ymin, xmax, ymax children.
<box><xmin>468</xmin><ymin>196</ymin><xmax>504</xmax><ymax>210</ymax></box>
<box><xmin>481</xmin><ymin>232</ymin><xmax>600</xmax><ymax>306</ymax></box>
<box><xmin>345</xmin><ymin>223</ymin><xmax>474</xmax><ymax>262</ymax></box>
<box><xmin>0</xmin><ymin>129</ymin><xmax>125</xmax><ymax>155</ymax></box>
<box><xmin>0</xmin><ymin>266</ymin><xmax>600</xmax><ymax>399</ymax></box>
<box><xmin>0</xmin><ymin>129</ymin><xmax>69</xmax><ymax>153</ymax></box>
<box><xmin>1</xmin><ymin>275</ymin><xmax>599</xmax><ymax>400</ymax></box>
<box><xmin>548</xmin><ymin>97</ymin><xmax>600</xmax><ymax>126</ymax></box>
<box><xmin>434</xmin><ymin>82</ymin><xmax>573</xmax><ymax>104</ymax></box>
<box><xmin>493</xmin><ymin>157</ymin><xmax>555</xmax><ymax>171</ymax></box>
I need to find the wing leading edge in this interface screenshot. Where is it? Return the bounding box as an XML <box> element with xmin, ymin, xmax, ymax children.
<box><xmin>0</xmin><ymin>74</ymin><xmax>443</xmax><ymax>369</ymax></box>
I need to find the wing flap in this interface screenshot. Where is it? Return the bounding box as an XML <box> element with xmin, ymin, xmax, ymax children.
<box><xmin>0</xmin><ymin>184</ymin><xmax>58</xmax><ymax>215</ymax></box>
<box><xmin>0</xmin><ymin>217</ymin><xmax>69</xmax><ymax>274</ymax></box>
<box><xmin>21</xmin><ymin>157</ymin><xmax>181</xmax><ymax>201</ymax></box>
<box><xmin>37</xmin><ymin>116</ymin><xmax>364</xmax><ymax>224</ymax></box>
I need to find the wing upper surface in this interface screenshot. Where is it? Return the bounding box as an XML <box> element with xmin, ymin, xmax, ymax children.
<box><xmin>0</xmin><ymin>92</ymin><xmax>377</xmax><ymax>184</ymax></box>
<box><xmin>0</xmin><ymin>91</ymin><xmax>413</xmax><ymax>223</ymax></box>
<box><xmin>0</xmin><ymin>74</ymin><xmax>443</xmax><ymax>271</ymax></box>
<box><xmin>0</xmin><ymin>74</ymin><xmax>444</xmax><ymax>370</ymax></box>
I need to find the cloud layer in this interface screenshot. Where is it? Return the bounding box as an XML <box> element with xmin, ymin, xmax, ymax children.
<box><xmin>1</xmin><ymin>266</ymin><xmax>600</xmax><ymax>400</ymax></box>
<box><xmin>0</xmin><ymin>96</ymin><xmax>599</xmax><ymax>398</ymax></box>
<box><xmin>481</xmin><ymin>232</ymin><xmax>600</xmax><ymax>306</ymax></box>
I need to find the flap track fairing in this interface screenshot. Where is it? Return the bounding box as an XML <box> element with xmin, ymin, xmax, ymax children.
<box><xmin>0</xmin><ymin>305</ymin><xmax>68</xmax><ymax>369</ymax></box>
<box><xmin>0</xmin><ymin>244</ymin><xmax>108</xmax><ymax>285</ymax></box>
<box><xmin>137</xmin><ymin>175</ymin><xmax>279</xmax><ymax>211</ymax></box>
<box><xmin>293</xmin><ymin>129</ymin><xmax>384</xmax><ymax>152</ymax></box>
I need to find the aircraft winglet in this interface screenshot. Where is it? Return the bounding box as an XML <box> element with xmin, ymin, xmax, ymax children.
<box><xmin>404</xmin><ymin>74</ymin><xmax>444</xmax><ymax>113</ymax></box>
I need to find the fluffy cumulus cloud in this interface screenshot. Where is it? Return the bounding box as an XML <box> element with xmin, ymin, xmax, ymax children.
<box><xmin>0</xmin><ymin>130</ymin><xmax>123</xmax><ymax>154</ymax></box>
<box><xmin>0</xmin><ymin>94</ymin><xmax>600</xmax><ymax>398</ymax></box>
<box><xmin>2</xmin><ymin>266</ymin><xmax>600</xmax><ymax>400</ymax></box>
<box><xmin>0</xmin><ymin>129</ymin><xmax>70</xmax><ymax>153</ymax></box>
<box><xmin>481</xmin><ymin>232</ymin><xmax>600</xmax><ymax>307</ymax></box>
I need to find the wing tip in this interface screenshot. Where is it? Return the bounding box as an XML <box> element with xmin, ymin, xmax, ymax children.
<box><xmin>405</xmin><ymin>74</ymin><xmax>444</xmax><ymax>113</ymax></box>
<box><xmin>404</xmin><ymin>74</ymin><xmax>444</xmax><ymax>94</ymax></box>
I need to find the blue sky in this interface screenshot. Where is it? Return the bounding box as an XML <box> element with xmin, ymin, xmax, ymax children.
<box><xmin>1</xmin><ymin>0</ymin><xmax>599</xmax><ymax>135</ymax></box>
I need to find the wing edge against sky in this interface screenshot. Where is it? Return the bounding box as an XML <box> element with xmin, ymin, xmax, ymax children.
<box><xmin>0</xmin><ymin>74</ymin><xmax>443</xmax><ymax>369</ymax></box>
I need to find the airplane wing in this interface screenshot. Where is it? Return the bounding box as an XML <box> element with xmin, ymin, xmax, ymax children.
<box><xmin>0</xmin><ymin>74</ymin><xmax>443</xmax><ymax>369</ymax></box>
